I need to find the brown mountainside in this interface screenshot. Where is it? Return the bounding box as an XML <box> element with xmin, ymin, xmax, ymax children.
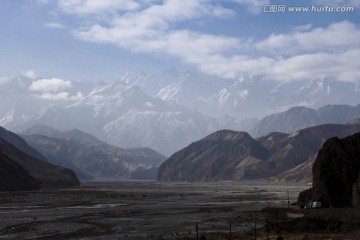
<box><xmin>158</xmin><ymin>130</ymin><xmax>268</xmax><ymax>181</ymax></box>
<box><xmin>158</xmin><ymin>123</ymin><xmax>360</xmax><ymax>182</ymax></box>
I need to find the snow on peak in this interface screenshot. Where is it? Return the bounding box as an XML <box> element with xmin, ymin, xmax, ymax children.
<box><xmin>0</xmin><ymin>109</ymin><xmax>15</xmax><ymax>125</ymax></box>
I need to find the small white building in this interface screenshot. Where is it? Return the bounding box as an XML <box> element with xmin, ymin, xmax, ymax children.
<box><xmin>312</xmin><ymin>201</ymin><xmax>321</xmax><ymax>208</ymax></box>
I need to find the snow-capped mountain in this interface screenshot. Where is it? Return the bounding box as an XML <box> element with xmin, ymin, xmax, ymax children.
<box><xmin>1</xmin><ymin>69</ymin><xmax>360</xmax><ymax>156</ymax></box>
<box><xmin>115</xmin><ymin>70</ymin><xmax>360</xmax><ymax>120</ymax></box>
<box><xmin>2</xmin><ymin>75</ymin><xmax>220</xmax><ymax>156</ymax></box>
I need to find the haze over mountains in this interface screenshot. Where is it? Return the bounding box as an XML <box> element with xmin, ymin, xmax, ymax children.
<box><xmin>1</xmin><ymin>69</ymin><xmax>360</xmax><ymax>156</ymax></box>
<box><xmin>252</xmin><ymin>104</ymin><xmax>360</xmax><ymax>137</ymax></box>
<box><xmin>21</xmin><ymin>125</ymin><xmax>166</xmax><ymax>181</ymax></box>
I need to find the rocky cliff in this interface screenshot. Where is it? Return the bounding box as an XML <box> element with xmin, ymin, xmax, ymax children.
<box><xmin>312</xmin><ymin>132</ymin><xmax>360</xmax><ymax>208</ymax></box>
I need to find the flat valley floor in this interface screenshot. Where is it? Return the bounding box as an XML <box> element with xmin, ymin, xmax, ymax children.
<box><xmin>0</xmin><ymin>181</ymin><xmax>359</xmax><ymax>239</ymax></box>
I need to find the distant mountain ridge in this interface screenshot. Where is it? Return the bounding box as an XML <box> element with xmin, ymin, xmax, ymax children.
<box><xmin>21</xmin><ymin>126</ymin><xmax>167</xmax><ymax>180</ymax></box>
<box><xmin>158</xmin><ymin>123</ymin><xmax>360</xmax><ymax>182</ymax></box>
<box><xmin>252</xmin><ymin>104</ymin><xmax>360</xmax><ymax>137</ymax></box>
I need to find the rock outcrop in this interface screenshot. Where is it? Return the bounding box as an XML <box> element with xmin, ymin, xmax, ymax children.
<box><xmin>312</xmin><ymin>132</ymin><xmax>360</xmax><ymax>208</ymax></box>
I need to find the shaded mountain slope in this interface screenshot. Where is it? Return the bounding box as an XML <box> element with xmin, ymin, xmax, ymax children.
<box><xmin>0</xmin><ymin>137</ymin><xmax>79</xmax><ymax>189</ymax></box>
<box><xmin>0</xmin><ymin>148</ymin><xmax>41</xmax><ymax>191</ymax></box>
<box><xmin>0</xmin><ymin>126</ymin><xmax>46</xmax><ymax>161</ymax></box>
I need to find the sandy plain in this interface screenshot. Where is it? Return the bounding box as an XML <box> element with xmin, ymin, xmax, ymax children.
<box><xmin>0</xmin><ymin>180</ymin><xmax>358</xmax><ymax>239</ymax></box>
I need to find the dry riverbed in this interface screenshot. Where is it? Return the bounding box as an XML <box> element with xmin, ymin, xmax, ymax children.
<box><xmin>0</xmin><ymin>181</ymin><xmax>358</xmax><ymax>239</ymax></box>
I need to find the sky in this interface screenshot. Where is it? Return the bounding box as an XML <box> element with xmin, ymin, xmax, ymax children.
<box><xmin>1</xmin><ymin>0</ymin><xmax>359</xmax><ymax>83</ymax></box>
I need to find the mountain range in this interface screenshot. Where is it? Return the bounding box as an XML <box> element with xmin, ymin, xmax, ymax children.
<box><xmin>252</xmin><ymin>104</ymin><xmax>360</xmax><ymax>137</ymax></box>
<box><xmin>158</xmin><ymin>122</ymin><xmax>360</xmax><ymax>182</ymax></box>
<box><xmin>21</xmin><ymin>125</ymin><xmax>167</xmax><ymax>181</ymax></box>
<box><xmin>1</xmin><ymin>69</ymin><xmax>360</xmax><ymax>156</ymax></box>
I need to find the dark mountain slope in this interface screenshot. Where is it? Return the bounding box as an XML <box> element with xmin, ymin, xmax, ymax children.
<box><xmin>0</xmin><ymin>148</ymin><xmax>41</xmax><ymax>191</ymax></box>
<box><xmin>312</xmin><ymin>132</ymin><xmax>360</xmax><ymax>208</ymax></box>
<box><xmin>0</xmin><ymin>126</ymin><xmax>46</xmax><ymax>161</ymax></box>
<box><xmin>0</xmin><ymin>137</ymin><xmax>79</xmax><ymax>189</ymax></box>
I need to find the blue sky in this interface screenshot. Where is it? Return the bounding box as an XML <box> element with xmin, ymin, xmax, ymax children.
<box><xmin>1</xmin><ymin>0</ymin><xmax>359</xmax><ymax>83</ymax></box>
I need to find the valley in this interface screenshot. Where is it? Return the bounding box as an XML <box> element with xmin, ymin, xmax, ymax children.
<box><xmin>2</xmin><ymin>181</ymin><xmax>360</xmax><ymax>240</ymax></box>
<box><xmin>0</xmin><ymin>180</ymin><xmax>308</xmax><ymax>240</ymax></box>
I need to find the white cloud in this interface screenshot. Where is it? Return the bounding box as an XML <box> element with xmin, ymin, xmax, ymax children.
<box><xmin>22</xmin><ymin>70</ymin><xmax>37</xmax><ymax>80</ymax></box>
<box><xmin>55</xmin><ymin>0</ymin><xmax>360</xmax><ymax>83</ymax></box>
<box><xmin>29</xmin><ymin>78</ymin><xmax>72</xmax><ymax>92</ymax></box>
<box><xmin>265</xmin><ymin>49</ymin><xmax>360</xmax><ymax>82</ymax></box>
<box><xmin>44</xmin><ymin>22</ymin><xmax>66</xmax><ymax>29</ymax></box>
<box><xmin>256</xmin><ymin>21</ymin><xmax>360</xmax><ymax>52</ymax></box>
<box><xmin>36</xmin><ymin>91</ymin><xmax>83</xmax><ymax>100</ymax></box>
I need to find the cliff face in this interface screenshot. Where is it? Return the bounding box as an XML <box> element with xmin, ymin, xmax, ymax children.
<box><xmin>312</xmin><ymin>132</ymin><xmax>360</xmax><ymax>207</ymax></box>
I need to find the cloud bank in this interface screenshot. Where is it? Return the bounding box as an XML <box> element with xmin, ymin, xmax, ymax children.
<box><xmin>29</xmin><ymin>78</ymin><xmax>72</xmax><ymax>92</ymax></box>
<box><xmin>48</xmin><ymin>0</ymin><xmax>360</xmax><ymax>82</ymax></box>
<box><xmin>29</xmin><ymin>78</ymin><xmax>83</xmax><ymax>100</ymax></box>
